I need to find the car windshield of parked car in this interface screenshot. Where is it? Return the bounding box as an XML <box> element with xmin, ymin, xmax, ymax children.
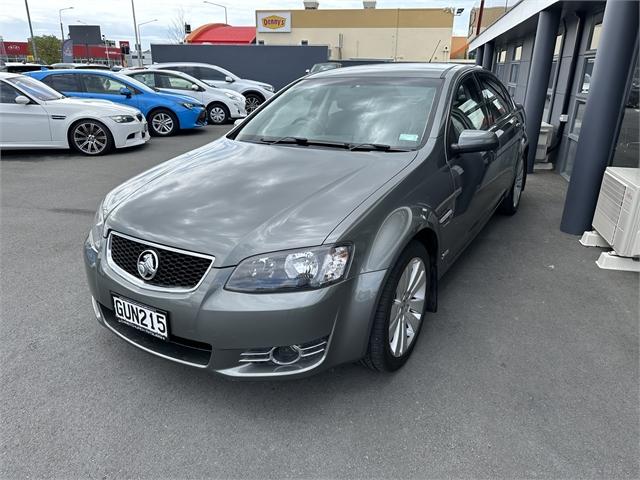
<box><xmin>7</xmin><ymin>75</ymin><xmax>63</xmax><ymax>101</ymax></box>
<box><xmin>235</xmin><ymin>76</ymin><xmax>440</xmax><ymax>150</ymax></box>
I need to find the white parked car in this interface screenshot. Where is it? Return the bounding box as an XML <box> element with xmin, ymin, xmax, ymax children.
<box><xmin>122</xmin><ymin>68</ymin><xmax>246</xmax><ymax>124</ymax></box>
<box><xmin>0</xmin><ymin>73</ymin><xmax>149</xmax><ymax>155</ymax></box>
<box><xmin>148</xmin><ymin>62</ymin><xmax>275</xmax><ymax>113</ymax></box>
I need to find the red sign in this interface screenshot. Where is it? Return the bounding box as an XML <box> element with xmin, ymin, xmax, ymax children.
<box><xmin>119</xmin><ymin>40</ymin><xmax>129</xmax><ymax>48</ymax></box>
<box><xmin>3</xmin><ymin>41</ymin><xmax>29</xmax><ymax>55</ymax></box>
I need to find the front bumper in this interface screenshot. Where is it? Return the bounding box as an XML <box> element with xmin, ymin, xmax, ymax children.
<box><xmin>176</xmin><ymin>107</ymin><xmax>207</xmax><ymax>129</ymax></box>
<box><xmin>84</xmin><ymin>236</ymin><xmax>386</xmax><ymax>379</ymax></box>
<box><xmin>105</xmin><ymin>117</ymin><xmax>150</xmax><ymax>149</ymax></box>
<box><xmin>229</xmin><ymin>100</ymin><xmax>247</xmax><ymax>119</ymax></box>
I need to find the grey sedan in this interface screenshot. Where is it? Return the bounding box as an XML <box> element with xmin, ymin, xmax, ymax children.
<box><xmin>84</xmin><ymin>63</ymin><xmax>527</xmax><ymax>379</ymax></box>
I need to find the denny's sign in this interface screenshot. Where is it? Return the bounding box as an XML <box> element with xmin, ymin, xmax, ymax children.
<box><xmin>257</xmin><ymin>12</ymin><xmax>292</xmax><ymax>33</ymax></box>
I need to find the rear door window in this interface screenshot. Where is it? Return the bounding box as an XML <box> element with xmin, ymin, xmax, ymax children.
<box><xmin>42</xmin><ymin>74</ymin><xmax>80</xmax><ymax>92</ymax></box>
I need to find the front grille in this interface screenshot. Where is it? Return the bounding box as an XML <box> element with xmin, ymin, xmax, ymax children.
<box><xmin>136</xmin><ymin>113</ymin><xmax>143</xmax><ymax>122</ymax></box>
<box><xmin>109</xmin><ymin>232</ymin><xmax>213</xmax><ymax>289</ymax></box>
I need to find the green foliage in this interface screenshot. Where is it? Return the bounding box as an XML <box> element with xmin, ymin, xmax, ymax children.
<box><xmin>28</xmin><ymin>35</ymin><xmax>61</xmax><ymax>65</ymax></box>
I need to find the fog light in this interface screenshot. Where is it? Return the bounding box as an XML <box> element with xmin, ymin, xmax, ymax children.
<box><xmin>270</xmin><ymin>345</ymin><xmax>302</xmax><ymax>365</ymax></box>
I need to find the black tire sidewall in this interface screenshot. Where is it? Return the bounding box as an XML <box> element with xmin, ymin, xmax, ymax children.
<box><xmin>69</xmin><ymin>119</ymin><xmax>113</xmax><ymax>156</ymax></box>
<box><xmin>148</xmin><ymin>109</ymin><xmax>177</xmax><ymax>136</ymax></box>
<box><xmin>245</xmin><ymin>94</ymin><xmax>263</xmax><ymax>112</ymax></box>
<box><xmin>367</xmin><ymin>240</ymin><xmax>430</xmax><ymax>372</ymax></box>
<box><xmin>207</xmin><ymin>103</ymin><xmax>229</xmax><ymax>124</ymax></box>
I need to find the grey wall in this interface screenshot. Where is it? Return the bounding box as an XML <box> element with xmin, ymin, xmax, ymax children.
<box><xmin>150</xmin><ymin>44</ymin><xmax>329</xmax><ymax>90</ymax></box>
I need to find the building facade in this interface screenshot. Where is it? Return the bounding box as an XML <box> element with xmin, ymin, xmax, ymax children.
<box><xmin>469</xmin><ymin>0</ymin><xmax>638</xmax><ymax>234</ymax></box>
<box><xmin>255</xmin><ymin>3</ymin><xmax>454</xmax><ymax>62</ymax></box>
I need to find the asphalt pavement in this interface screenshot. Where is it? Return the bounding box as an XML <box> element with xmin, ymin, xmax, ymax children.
<box><xmin>1</xmin><ymin>126</ymin><xmax>638</xmax><ymax>479</ymax></box>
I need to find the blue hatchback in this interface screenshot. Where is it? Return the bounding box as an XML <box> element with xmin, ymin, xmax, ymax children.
<box><xmin>26</xmin><ymin>69</ymin><xmax>207</xmax><ymax>136</ymax></box>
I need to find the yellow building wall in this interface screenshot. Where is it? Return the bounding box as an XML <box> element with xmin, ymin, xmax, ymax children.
<box><xmin>256</xmin><ymin>8</ymin><xmax>454</xmax><ymax>62</ymax></box>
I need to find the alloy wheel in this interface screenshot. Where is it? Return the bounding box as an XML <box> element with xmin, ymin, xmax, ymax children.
<box><xmin>151</xmin><ymin>112</ymin><xmax>174</xmax><ymax>135</ymax></box>
<box><xmin>513</xmin><ymin>155</ymin><xmax>524</xmax><ymax>208</ymax></box>
<box><xmin>209</xmin><ymin>106</ymin><xmax>226</xmax><ymax>124</ymax></box>
<box><xmin>388</xmin><ymin>257</ymin><xmax>427</xmax><ymax>357</ymax></box>
<box><xmin>245</xmin><ymin>96</ymin><xmax>261</xmax><ymax>113</ymax></box>
<box><xmin>73</xmin><ymin>122</ymin><xmax>108</xmax><ymax>155</ymax></box>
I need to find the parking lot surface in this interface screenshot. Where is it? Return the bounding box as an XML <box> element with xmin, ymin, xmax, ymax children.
<box><xmin>1</xmin><ymin>127</ymin><xmax>638</xmax><ymax>479</ymax></box>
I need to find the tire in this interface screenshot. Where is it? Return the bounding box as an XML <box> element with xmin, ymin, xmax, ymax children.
<box><xmin>244</xmin><ymin>93</ymin><xmax>263</xmax><ymax>113</ymax></box>
<box><xmin>362</xmin><ymin>240</ymin><xmax>430</xmax><ymax>372</ymax></box>
<box><xmin>207</xmin><ymin>102</ymin><xmax>230</xmax><ymax>125</ymax></box>
<box><xmin>68</xmin><ymin>119</ymin><xmax>114</xmax><ymax>156</ymax></box>
<box><xmin>148</xmin><ymin>109</ymin><xmax>178</xmax><ymax>136</ymax></box>
<box><xmin>499</xmin><ymin>152</ymin><xmax>525</xmax><ymax>215</ymax></box>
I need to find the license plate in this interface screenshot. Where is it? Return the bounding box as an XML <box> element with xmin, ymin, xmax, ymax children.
<box><xmin>112</xmin><ymin>295</ymin><xmax>168</xmax><ymax>339</ymax></box>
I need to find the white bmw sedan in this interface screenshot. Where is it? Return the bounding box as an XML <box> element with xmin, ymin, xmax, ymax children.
<box><xmin>0</xmin><ymin>72</ymin><xmax>149</xmax><ymax>156</ymax></box>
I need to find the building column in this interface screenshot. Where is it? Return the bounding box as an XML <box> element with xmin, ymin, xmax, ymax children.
<box><xmin>481</xmin><ymin>41</ymin><xmax>494</xmax><ymax>70</ymax></box>
<box><xmin>561</xmin><ymin>0</ymin><xmax>639</xmax><ymax>234</ymax></box>
<box><xmin>523</xmin><ymin>8</ymin><xmax>561</xmax><ymax>173</ymax></box>
<box><xmin>475</xmin><ymin>45</ymin><xmax>484</xmax><ymax>66</ymax></box>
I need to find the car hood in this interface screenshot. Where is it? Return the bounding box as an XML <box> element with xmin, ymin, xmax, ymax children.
<box><xmin>44</xmin><ymin>97</ymin><xmax>141</xmax><ymax>115</ymax></box>
<box><xmin>104</xmin><ymin>138</ymin><xmax>417</xmax><ymax>266</ymax></box>
<box><xmin>240</xmin><ymin>78</ymin><xmax>273</xmax><ymax>90</ymax></box>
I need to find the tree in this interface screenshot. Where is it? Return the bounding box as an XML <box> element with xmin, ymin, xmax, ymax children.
<box><xmin>167</xmin><ymin>7</ymin><xmax>189</xmax><ymax>44</ymax></box>
<box><xmin>28</xmin><ymin>35</ymin><xmax>61</xmax><ymax>64</ymax></box>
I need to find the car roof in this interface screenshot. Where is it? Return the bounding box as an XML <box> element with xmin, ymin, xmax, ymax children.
<box><xmin>309</xmin><ymin>62</ymin><xmax>477</xmax><ymax>80</ymax></box>
<box><xmin>0</xmin><ymin>72</ymin><xmax>21</xmax><ymax>79</ymax></box>
<box><xmin>35</xmin><ymin>68</ymin><xmax>114</xmax><ymax>75</ymax></box>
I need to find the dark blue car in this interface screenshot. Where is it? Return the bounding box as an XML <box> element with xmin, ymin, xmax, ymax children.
<box><xmin>26</xmin><ymin>69</ymin><xmax>206</xmax><ymax>136</ymax></box>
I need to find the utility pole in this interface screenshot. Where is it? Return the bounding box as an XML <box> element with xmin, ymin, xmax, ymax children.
<box><xmin>130</xmin><ymin>0</ymin><xmax>142</xmax><ymax>67</ymax></box>
<box><xmin>25</xmin><ymin>0</ymin><xmax>38</xmax><ymax>61</ymax></box>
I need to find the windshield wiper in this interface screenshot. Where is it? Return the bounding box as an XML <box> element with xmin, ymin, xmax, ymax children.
<box><xmin>259</xmin><ymin>136</ymin><xmax>349</xmax><ymax>149</ymax></box>
<box><xmin>348</xmin><ymin>142</ymin><xmax>411</xmax><ymax>152</ymax></box>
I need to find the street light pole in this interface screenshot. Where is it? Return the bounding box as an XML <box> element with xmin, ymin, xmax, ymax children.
<box><xmin>136</xmin><ymin>19</ymin><xmax>158</xmax><ymax>66</ymax></box>
<box><xmin>102</xmin><ymin>35</ymin><xmax>110</xmax><ymax>66</ymax></box>
<box><xmin>59</xmin><ymin>6</ymin><xmax>73</xmax><ymax>62</ymax></box>
<box><xmin>24</xmin><ymin>0</ymin><xmax>38</xmax><ymax>61</ymax></box>
<box><xmin>203</xmin><ymin>1</ymin><xmax>228</xmax><ymax>24</ymax></box>
<box><xmin>130</xmin><ymin>0</ymin><xmax>142</xmax><ymax>67</ymax></box>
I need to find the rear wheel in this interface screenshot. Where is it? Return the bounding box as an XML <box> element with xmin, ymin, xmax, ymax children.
<box><xmin>363</xmin><ymin>241</ymin><xmax>430</xmax><ymax>372</ymax></box>
<box><xmin>244</xmin><ymin>93</ymin><xmax>263</xmax><ymax>113</ymax></box>
<box><xmin>207</xmin><ymin>102</ymin><xmax>229</xmax><ymax>124</ymax></box>
<box><xmin>499</xmin><ymin>152</ymin><xmax>525</xmax><ymax>215</ymax></box>
<box><xmin>69</xmin><ymin>120</ymin><xmax>113</xmax><ymax>156</ymax></box>
<box><xmin>148</xmin><ymin>109</ymin><xmax>178</xmax><ymax>136</ymax></box>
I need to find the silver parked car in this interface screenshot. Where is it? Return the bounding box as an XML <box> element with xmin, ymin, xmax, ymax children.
<box><xmin>84</xmin><ymin>63</ymin><xmax>527</xmax><ymax>379</ymax></box>
<box><xmin>148</xmin><ymin>62</ymin><xmax>275</xmax><ymax>113</ymax></box>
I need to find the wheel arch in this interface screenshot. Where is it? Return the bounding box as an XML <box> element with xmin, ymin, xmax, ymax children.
<box><xmin>146</xmin><ymin>106</ymin><xmax>180</xmax><ymax>129</ymax></box>
<box><xmin>66</xmin><ymin>117</ymin><xmax>113</xmax><ymax>150</ymax></box>
<box><xmin>241</xmin><ymin>90</ymin><xmax>265</xmax><ymax>101</ymax></box>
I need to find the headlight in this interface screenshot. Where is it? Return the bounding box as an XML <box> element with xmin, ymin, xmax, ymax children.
<box><xmin>110</xmin><ymin>114</ymin><xmax>135</xmax><ymax>123</ymax></box>
<box><xmin>226</xmin><ymin>245</ymin><xmax>351</xmax><ymax>292</ymax></box>
<box><xmin>87</xmin><ymin>200</ymin><xmax>106</xmax><ymax>252</ymax></box>
<box><xmin>181</xmin><ymin>102</ymin><xmax>198</xmax><ymax>109</ymax></box>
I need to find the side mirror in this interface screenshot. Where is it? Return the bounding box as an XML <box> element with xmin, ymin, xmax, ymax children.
<box><xmin>119</xmin><ymin>87</ymin><xmax>132</xmax><ymax>98</ymax></box>
<box><xmin>224</xmin><ymin>76</ymin><xmax>234</xmax><ymax>83</ymax></box>
<box><xmin>450</xmin><ymin>130</ymin><xmax>499</xmax><ymax>154</ymax></box>
<box><xmin>190</xmin><ymin>83</ymin><xmax>199</xmax><ymax>91</ymax></box>
<box><xmin>305</xmin><ymin>69</ymin><xmax>310</xmax><ymax>74</ymax></box>
<box><xmin>14</xmin><ymin>95</ymin><xmax>30</xmax><ymax>105</ymax></box>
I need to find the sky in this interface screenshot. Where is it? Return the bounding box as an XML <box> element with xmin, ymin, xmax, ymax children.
<box><xmin>0</xmin><ymin>0</ymin><xmax>512</xmax><ymax>49</ymax></box>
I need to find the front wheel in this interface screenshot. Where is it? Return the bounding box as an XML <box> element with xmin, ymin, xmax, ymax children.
<box><xmin>363</xmin><ymin>241</ymin><xmax>430</xmax><ymax>372</ymax></box>
<box><xmin>148</xmin><ymin>109</ymin><xmax>178</xmax><ymax>136</ymax></box>
<box><xmin>207</xmin><ymin>103</ymin><xmax>229</xmax><ymax>125</ymax></box>
<box><xmin>69</xmin><ymin>120</ymin><xmax>113</xmax><ymax>156</ymax></box>
<box><xmin>244</xmin><ymin>94</ymin><xmax>263</xmax><ymax>113</ymax></box>
<box><xmin>499</xmin><ymin>153</ymin><xmax>525</xmax><ymax>215</ymax></box>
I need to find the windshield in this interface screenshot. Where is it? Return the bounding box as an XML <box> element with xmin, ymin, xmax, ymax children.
<box><xmin>235</xmin><ymin>76</ymin><xmax>440</xmax><ymax>150</ymax></box>
<box><xmin>7</xmin><ymin>75</ymin><xmax>63</xmax><ymax>101</ymax></box>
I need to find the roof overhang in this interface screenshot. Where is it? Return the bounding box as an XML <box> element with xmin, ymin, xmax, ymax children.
<box><xmin>469</xmin><ymin>0</ymin><xmax>560</xmax><ymax>51</ymax></box>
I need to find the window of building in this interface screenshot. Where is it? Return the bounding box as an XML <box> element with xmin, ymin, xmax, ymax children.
<box><xmin>570</xmin><ymin>101</ymin><xmax>586</xmax><ymax>137</ymax></box>
<box><xmin>495</xmin><ymin>48</ymin><xmax>507</xmax><ymax>80</ymax></box>
<box><xmin>589</xmin><ymin>22</ymin><xmax>602</xmax><ymax>51</ymax></box>
<box><xmin>611</xmin><ymin>53</ymin><xmax>639</xmax><ymax>167</ymax></box>
<box><xmin>544</xmin><ymin>33</ymin><xmax>563</xmax><ymax>121</ymax></box>
<box><xmin>508</xmin><ymin>44</ymin><xmax>522</xmax><ymax>87</ymax></box>
<box><xmin>579</xmin><ymin>57</ymin><xmax>595</xmax><ymax>94</ymax></box>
